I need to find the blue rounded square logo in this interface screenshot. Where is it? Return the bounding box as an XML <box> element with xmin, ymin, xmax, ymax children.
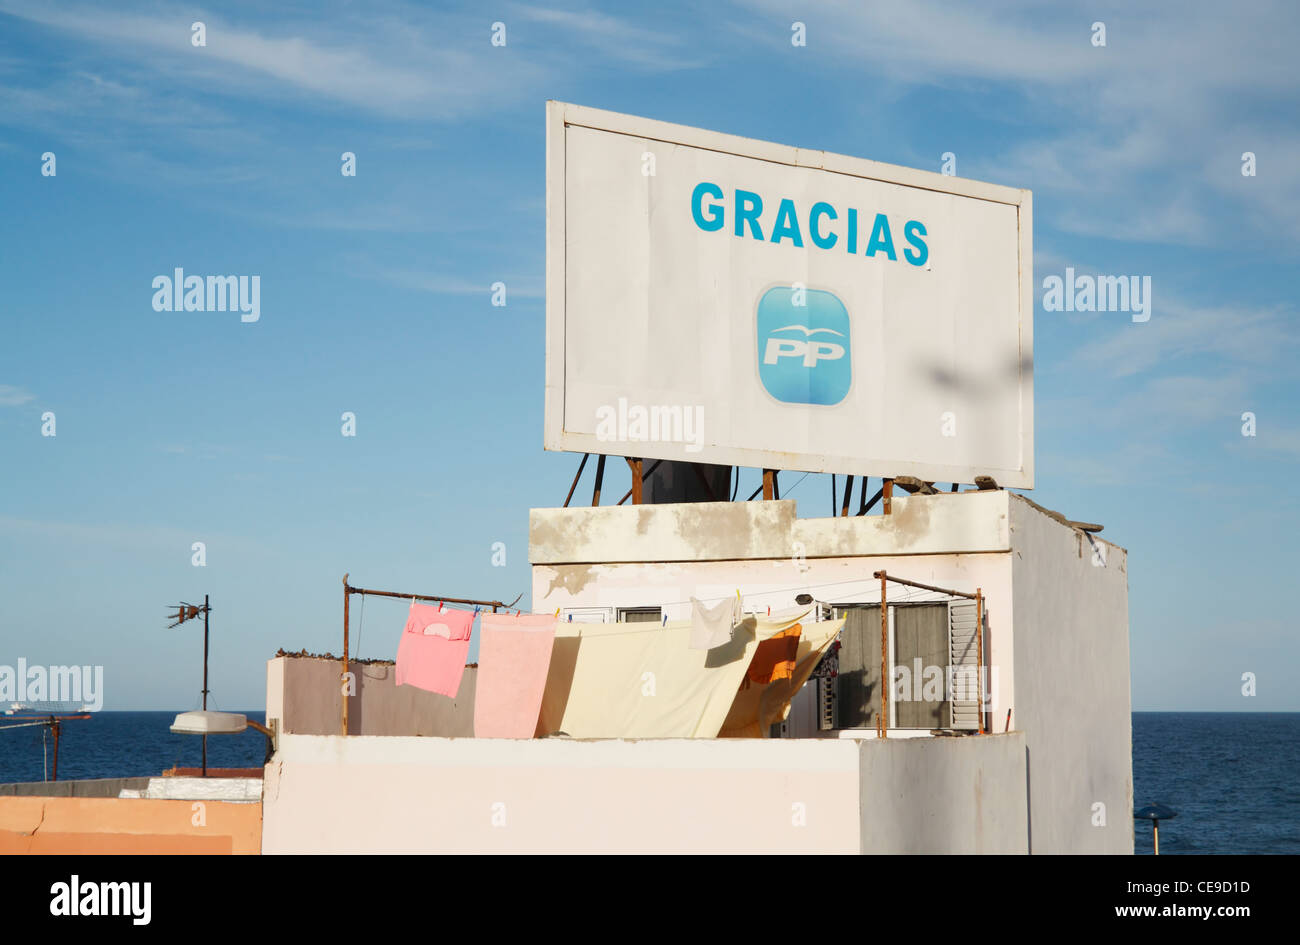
<box><xmin>756</xmin><ymin>286</ymin><xmax>851</xmax><ymax>406</ymax></box>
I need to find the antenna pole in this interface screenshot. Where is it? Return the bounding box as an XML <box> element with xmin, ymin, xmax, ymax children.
<box><xmin>202</xmin><ymin>594</ymin><xmax>209</xmax><ymax>777</ymax></box>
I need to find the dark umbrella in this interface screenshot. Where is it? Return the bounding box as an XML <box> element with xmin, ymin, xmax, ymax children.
<box><xmin>1134</xmin><ymin>803</ymin><xmax>1178</xmax><ymax>855</ymax></box>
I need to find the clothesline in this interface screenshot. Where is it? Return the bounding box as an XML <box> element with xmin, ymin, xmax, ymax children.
<box><xmin>350</xmin><ymin>574</ymin><xmax>960</xmax><ymax>621</ymax></box>
<box><xmin>642</xmin><ymin>575</ymin><xmax>964</xmax><ymax>611</ymax></box>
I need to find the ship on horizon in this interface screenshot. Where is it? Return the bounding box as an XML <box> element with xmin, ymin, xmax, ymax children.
<box><xmin>1</xmin><ymin>700</ymin><xmax>90</xmax><ymax>716</ymax></box>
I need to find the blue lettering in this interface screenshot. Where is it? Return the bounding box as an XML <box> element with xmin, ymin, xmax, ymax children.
<box><xmin>809</xmin><ymin>202</ymin><xmax>837</xmax><ymax>249</ymax></box>
<box><xmin>865</xmin><ymin>213</ymin><xmax>897</xmax><ymax>260</ymax></box>
<box><xmin>690</xmin><ymin>186</ymin><xmax>926</xmax><ymax>267</ymax></box>
<box><xmin>734</xmin><ymin>189</ymin><xmax>764</xmax><ymax>240</ymax></box>
<box><xmin>903</xmin><ymin>220</ymin><xmax>928</xmax><ymax>266</ymax></box>
<box><xmin>770</xmin><ymin>198</ymin><xmax>804</xmax><ymax>247</ymax></box>
<box><xmin>691</xmin><ymin>182</ymin><xmax>725</xmax><ymax>232</ymax></box>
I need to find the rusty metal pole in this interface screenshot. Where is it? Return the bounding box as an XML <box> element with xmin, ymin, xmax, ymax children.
<box><xmin>841</xmin><ymin>475</ymin><xmax>854</xmax><ymax>517</ymax></box>
<box><xmin>883</xmin><ymin>478</ymin><xmax>894</xmax><ymax>515</ymax></box>
<box><xmin>880</xmin><ymin>570</ymin><xmax>889</xmax><ymax>739</ymax></box>
<box><xmin>976</xmin><ymin>588</ymin><xmax>986</xmax><ymax>734</ymax></box>
<box><xmin>629</xmin><ymin>458</ymin><xmax>643</xmax><ymax>505</ymax></box>
<box><xmin>563</xmin><ymin>454</ymin><xmax>589</xmax><ymax>508</ymax></box>
<box><xmin>762</xmin><ymin>469</ymin><xmax>774</xmax><ymax>500</ymax></box>
<box><xmin>342</xmin><ymin>574</ymin><xmax>350</xmax><ymax>736</ymax></box>
<box><xmin>592</xmin><ymin>455</ymin><xmax>607</xmax><ymax>506</ymax></box>
<box><xmin>202</xmin><ymin>594</ymin><xmax>209</xmax><ymax>777</ymax></box>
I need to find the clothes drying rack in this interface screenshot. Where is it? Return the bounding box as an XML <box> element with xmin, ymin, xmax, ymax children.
<box><xmin>339</xmin><ymin>573</ymin><xmax>521</xmax><ymax>736</ymax></box>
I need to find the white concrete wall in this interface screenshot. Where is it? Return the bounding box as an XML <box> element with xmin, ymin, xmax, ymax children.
<box><xmin>261</xmin><ymin>732</ymin><xmax>1027</xmax><ymax>854</ymax></box>
<box><xmin>1008</xmin><ymin>496</ymin><xmax>1132</xmax><ymax>854</ymax></box>
<box><xmin>860</xmin><ymin>733</ymin><xmax>1028</xmax><ymax>853</ymax></box>
<box><xmin>263</xmin><ymin>733</ymin><xmax>861</xmax><ymax>854</ymax></box>
<box><xmin>117</xmin><ymin>778</ymin><xmax>262</xmax><ymax>802</ymax></box>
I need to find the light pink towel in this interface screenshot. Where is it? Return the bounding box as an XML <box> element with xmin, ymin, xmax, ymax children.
<box><xmin>395</xmin><ymin>602</ymin><xmax>475</xmax><ymax>697</ymax></box>
<box><xmin>474</xmin><ymin>613</ymin><xmax>557</xmax><ymax>738</ymax></box>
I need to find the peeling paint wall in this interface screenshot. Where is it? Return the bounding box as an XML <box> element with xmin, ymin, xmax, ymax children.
<box><xmin>530</xmin><ymin>492</ymin><xmax>1011</xmax><ymax>564</ymax></box>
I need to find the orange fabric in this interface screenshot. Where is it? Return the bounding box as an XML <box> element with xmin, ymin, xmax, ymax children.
<box><xmin>744</xmin><ymin>623</ymin><xmax>802</xmax><ymax>687</ymax></box>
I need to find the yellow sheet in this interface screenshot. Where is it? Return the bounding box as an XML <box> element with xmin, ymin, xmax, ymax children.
<box><xmin>718</xmin><ymin>617</ymin><xmax>845</xmax><ymax>738</ymax></box>
<box><xmin>536</xmin><ymin>607</ymin><xmax>812</xmax><ymax>739</ymax></box>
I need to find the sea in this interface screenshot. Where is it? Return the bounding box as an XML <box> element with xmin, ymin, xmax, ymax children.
<box><xmin>0</xmin><ymin>710</ymin><xmax>268</xmax><ymax>784</ymax></box>
<box><xmin>1</xmin><ymin>710</ymin><xmax>1295</xmax><ymax>853</ymax></box>
<box><xmin>1131</xmin><ymin>712</ymin><xmax>1298</xmax><ymax>855</ymax></box>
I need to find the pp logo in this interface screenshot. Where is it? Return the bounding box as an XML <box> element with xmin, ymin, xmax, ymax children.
<box><xmin>757</xmin><ymin>286</ymin><xmax>851</xmax><ymax>405</ymax></box>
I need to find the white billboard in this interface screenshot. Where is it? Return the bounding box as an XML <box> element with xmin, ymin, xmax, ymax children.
<box><xmin>545</xmin><ymin>102</ymin><xmax>1033</xmax><ymax>488</ymax></box>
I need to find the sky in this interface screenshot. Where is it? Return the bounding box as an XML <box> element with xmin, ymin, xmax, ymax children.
<box><xmin>0</xmin><ymin>1</ymin><xmax>1296</xmax><ymax>712</ymax></box>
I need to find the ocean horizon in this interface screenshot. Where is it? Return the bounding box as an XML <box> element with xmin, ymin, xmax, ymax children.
<box><xmin>2</xmin><ymin>710</ymin><xmax>1294</xmax><ymax>854</ymax></box>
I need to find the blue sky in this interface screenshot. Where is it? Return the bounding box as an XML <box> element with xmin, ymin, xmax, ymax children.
<box><xmin>0</xmin><ymin>1</ymin><xmax>1296</xmax><ymax>711</ymax></box>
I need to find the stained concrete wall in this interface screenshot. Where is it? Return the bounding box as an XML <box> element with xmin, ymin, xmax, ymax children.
<box><xmin>1008</xmin><ymin>496</ymin><xmax>1132</xmax><ymax>854</ymax></box>
<box><xmin>530</xmin><ymin>492</ymin><xmax>1011</xmax><ymax>564</ymax></box>
<box><xmin>266</xmin><ymin>655</ymin><xmax>476</xmax><ymax>736</ymax></box>
<box><xmin>0</xmin><ymin>795</ymin><xmax>261</xmax><ymax>854</ymax></box>
<box><xmin>261</xmin><ymin>731</ymin><xmax>1026</xmax><ymax>854</ymax></box>
<box><xmin>526</xmin><ymin>490</ymin><xmax>1133</xmax><ymax>855</ymax></box>
<box><xmin>860</xmin><ymin>732</ymin><xmax>1028</xmax><ymax>853</ymax></box>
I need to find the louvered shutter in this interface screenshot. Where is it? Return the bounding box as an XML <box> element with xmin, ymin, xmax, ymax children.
<box><xmin>949</xmin><ymin>601</ymin><xmax>982</xmax><ymax>730</ymax></box>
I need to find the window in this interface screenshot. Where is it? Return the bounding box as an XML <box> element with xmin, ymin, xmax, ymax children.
<box><xmin>560</xmin><ymin>607</ymin><xmax>613</xmax><ymax>624</ymax></box>
<box><xmin>831</xmin><ymin>601</ymin><xmax>985</xmax><ymax>731</ymax></box>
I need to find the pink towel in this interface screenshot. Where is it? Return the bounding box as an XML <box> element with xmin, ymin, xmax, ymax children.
<box><xmin>395</xmin><ymin>602</ymin><xmax>475</xmax><ymax>697</ymax></box>
<box><xmin>474</xmin><ymin>613</ymin><xmax>557</xmax><ymax>738</ymax></box>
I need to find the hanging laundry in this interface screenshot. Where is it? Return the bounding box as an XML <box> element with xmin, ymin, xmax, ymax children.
<box><xmin>689</xmin><ymin>595</ymin><xmax>740</xmax><ymax>650</ymax></box>
<box><xmin>720</xmin><ymin>617</ymin><xmax>845</xmax><ymax>737</ymax></box>
<box><xmin>744</xmin><ymin>624</ymin><xmax>803</xmax><ymax>687</ymax></box>
<box><xmin>536</xmin><ymin>608</ymin><xmax>810</xmax><ymax>739</ymax></box>
<box><xmin>395</xmin><ymin>601</ymin><xmax>475</xmax><ymax>698</ymax></box>
<box><xmin>474</xmin><ymin>613</ymin><xmax>557</xmax><ymax>738</ymax></box>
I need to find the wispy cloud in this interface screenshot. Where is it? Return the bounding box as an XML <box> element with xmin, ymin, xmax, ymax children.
<box><xmin>0</xmin><ymin>1</ymin><xmax>548</xmax><ymax>119</ymax></box>
<box><xmin>1068</xmin><ymin>298</ymin><xmax>1296</xmax><ymax>379</ymax></box>
<box><xmin>345</xmin><ymin>257</ymin><xmax>544</xmax><ymax>299</ymax></box>
<box><xmin>0</xmin><ymin>515</ymin><xmax>259</xmax><ymax>556</ymax></box>
<box><xmin>0</xmin><ymin>385</ymin><xmax>35</xmax><ymax>407</ymax></box>
<box><xmin>734</xmin><ymin>0</ymin><xmax>1300</xmax><ymax>250</ymax></box>
<box><xmin>511</xmin><ymin>3</ymin><xmax>702</xmax><ymax>71</ymax></box>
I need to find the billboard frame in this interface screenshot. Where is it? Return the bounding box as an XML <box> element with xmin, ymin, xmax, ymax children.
<box><xmin>545</xmin><ymin>100</ymin><xmax>1034</xmax><ymax>488</ymax></box>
